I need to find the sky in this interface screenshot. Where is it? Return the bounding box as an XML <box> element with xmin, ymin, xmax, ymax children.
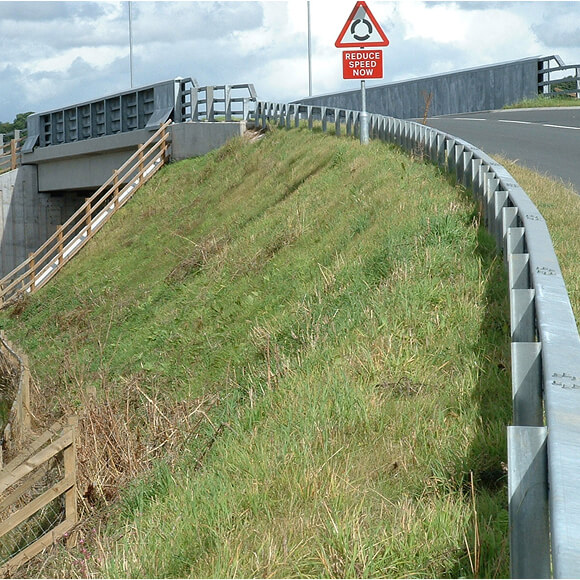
<box><xmin>0</xmin><ymin>0</ymin><xmax>579</xmax><ymax>122</ymax></box>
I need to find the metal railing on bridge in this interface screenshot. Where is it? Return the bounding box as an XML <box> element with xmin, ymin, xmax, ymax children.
<box><xmin>255</xmin><ymin>101</ymin><xmax>580</xmax><ymax>578</ymax></box>
<box><xmin>23</xmin><ymin>80</ymin><xmax>257</xmax><ymax>153</ymax></box>
<box><xmin>538</xmin><ymin>55</ymin><xmax>580</xmax><ymax>98</ymax></box>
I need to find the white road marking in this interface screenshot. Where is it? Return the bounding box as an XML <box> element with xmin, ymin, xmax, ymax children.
<box><xmin>498</xmin><ymin>119</ymin><xmax>533</xmax><ymax>125</ymax></box>
<box><xmin>542</xmin><ymin>123</ymin><xmax>580</xmax><ymax>131</ymax></box>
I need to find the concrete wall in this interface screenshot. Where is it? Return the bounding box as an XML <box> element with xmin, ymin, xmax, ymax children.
<box><xmin>169</xmin><ymin>121</ymin><xmax>246</xmax><ymax>161</ymax></box>
<box><xmin>296</xmin><ymin>57</ymin><xmax>540</xmax><ymax>119</ymax></box>
<box><xmin>0</xmin><ymin>167</ymin><xmax>83</xmax><ymax>278</ymax></box>
<box><xmin>22</xmin><ymin>121</ymin><xmax>247</xmax><ymax>193</ymax></box>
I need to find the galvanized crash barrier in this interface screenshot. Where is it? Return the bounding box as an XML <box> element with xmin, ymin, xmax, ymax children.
<box><xmin>255</xmin><ymin>101</ymin><xmax>580</xmax><ymax>578</ymax></box>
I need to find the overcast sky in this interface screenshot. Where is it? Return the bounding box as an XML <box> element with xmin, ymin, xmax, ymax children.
<box><xmin>0</xmin><ymin>0</ymin><xmax>579</xmax><ymax>122</ymax></box>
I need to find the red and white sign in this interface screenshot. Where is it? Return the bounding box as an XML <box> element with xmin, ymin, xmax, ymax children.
<box><xmin>335</xmin><ymin>1</ymin><xmax>389</xmax><ymax>48</ymax></box>
<box><xmin>342</xmin><ymin>50</ymin><xmax>383</xmax><ymax>79</ymax></box>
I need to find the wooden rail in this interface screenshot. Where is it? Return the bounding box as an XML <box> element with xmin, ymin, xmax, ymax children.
<box><xmin>0</xmin><ymin>417</ymin><xmax>78</xmax><ymax>576</ymax></box>
<box><xmin>0</xmin><ymin>332</ymin><xmax>32</xmax><ymax>467</ymax></box>
<box><xmin>0</xmin><ymin>120</ymin><xmax>171</xmax><ymax>307</ymax></box>
<box><xmin>0</xmin><ymin>135</ymin><xmax>23</xmax><ymax>174</ymax></box>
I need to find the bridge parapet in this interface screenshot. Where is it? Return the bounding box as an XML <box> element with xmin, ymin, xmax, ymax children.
<box><xmin>23</xmin><ymin>80</ymin><xmax>257</xmax><ymax>153</ymax></box>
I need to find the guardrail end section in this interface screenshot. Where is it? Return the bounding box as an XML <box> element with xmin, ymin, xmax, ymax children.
<box><xmin>507</xmin><ymin>425</ymin><xmax>550</xmax><ymax>579</ymax></box>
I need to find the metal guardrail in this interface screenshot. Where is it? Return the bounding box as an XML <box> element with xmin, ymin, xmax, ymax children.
<box><xmin>23</xmin><ymin>81</ymin><xmax>257</xmax><ymax>153</ymax></box>
<box><xmin>538</xmin><ymin>55</ymin><xmax>580</xmax><ymax>98</ymax></box>
<box><xmin>255</xmin><ymin>101</ymin><xmax>580</xmax><ymax>578</ymax></box>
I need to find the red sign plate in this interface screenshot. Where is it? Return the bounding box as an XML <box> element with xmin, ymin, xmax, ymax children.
<box><xmin>342</xmin><ymin>50</ymin><xmax>383</xmax><ymax>79</ymax></box>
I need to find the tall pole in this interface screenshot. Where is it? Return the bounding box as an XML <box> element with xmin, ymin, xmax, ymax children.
<box><xmin>307</xmin><ymin>1</ymin><xmax>312</xmax><ymax>96</ymax></box>
<box><xmin>129</xmin><ymin>1</ymin><xmax>134</xmax><ymax>88</ymax></box>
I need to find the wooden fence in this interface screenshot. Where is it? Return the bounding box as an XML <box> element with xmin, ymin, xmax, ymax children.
<box><xmin>0</xmin><ymin>332</ymin><xmax>32</xmax><ymax>468</ymax></box>
<box><xmin>0</xmin><ymin>417</ymin><xmax>77</xmax><ymax>577</ymax></box>
<box><xmin>0</xmin><ymin>120</ymin><xmax>171</xmax><ymax>307</ymax></box>
<box><xmin>0</xmin><ymin>133</ymin><xmax>23</xmax><ymax>175</ymax></box>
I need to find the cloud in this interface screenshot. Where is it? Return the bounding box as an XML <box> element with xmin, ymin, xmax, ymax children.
<box><xmin>0</xmin><ymin>1</ymin><xmax>579</xmax><ymax>123</ymax></box>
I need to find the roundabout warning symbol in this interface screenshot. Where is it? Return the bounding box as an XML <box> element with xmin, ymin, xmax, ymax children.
<box><xmin>335</xmin><ymin>1</ymin><xmax>389</xmax><ymax>48</ymax></box>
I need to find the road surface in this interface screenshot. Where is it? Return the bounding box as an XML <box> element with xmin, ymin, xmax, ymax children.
<box><xmin>423</xmin><ymin>107</ymin><xmax>580</xmax><ymax>194</ymax></box>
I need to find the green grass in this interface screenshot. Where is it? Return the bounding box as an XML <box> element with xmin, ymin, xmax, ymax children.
<box><xmin>1</xmin><ymin>126</ymin><xmax>511</xmax><ymax>578</ymax></box>
<box><xmin>504</xmin><ymin>95</ymin><xmax>580</xmax><ymax>109</ymax></box>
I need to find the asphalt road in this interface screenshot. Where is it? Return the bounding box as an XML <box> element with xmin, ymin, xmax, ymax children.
<box><xmin>422</xmin><ymin>107</ymin><xmax>580</xmax><ymax>194</ymax></box>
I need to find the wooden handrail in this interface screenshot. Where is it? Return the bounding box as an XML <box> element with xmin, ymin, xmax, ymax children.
<box><xmin>0</xmin><ymin>121</ymin><xmax>171</xmax><ymax>306</ymax></box>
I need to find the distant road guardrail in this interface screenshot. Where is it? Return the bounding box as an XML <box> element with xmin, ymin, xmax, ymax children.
<box><xmin>254</xmin><ymin>101</ymin><xmax>580</xmax><ymax>578</ymax></box>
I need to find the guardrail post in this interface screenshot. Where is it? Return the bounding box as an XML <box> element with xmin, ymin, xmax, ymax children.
<box><xmin>453</xmin><ymin>143</ymin><xmax>464</xmax><ymax>183</ymax></box>
<box><xmin>470</xmin><ymin>157</ymin><xmax>482</xmax><ymax>195</ymax></box>
<box><xmin>462</xmin><ymin>150</ymin><xmax>473</xmax><ymax>189</ymax></box>
<box><xmin>492</xmin><ymin>191</ymin><xmax>509</xmax><ymax>249</ymax></box>
<box><xmin>509</xmin><ymin>253</ymin><xmax>530</xmax><ymax>290</ymax></box>
<box><xmin>507</xmin><ymin>426</ymin><xmax>550</xmax><ymax>579</ymax></box>
<box><xmin>507</xmin><ymin>226</ymin><xmax>525</xmax><ymax>256</ymax></box>
<box><xmin>511</xmin><ymin>342</ymin><xmax>543</xmax><ymax>426</ymax></box>
<box><xmin>502</xmin><ymin>207</ymin><xmax>519</xmax><ymax>263</ymax></box>
<box><xmin>294</xmin><ymin>105</ymin><xmax>301</xmax><ymax>129</ymax></box>
<box><xmin>511</xmin><ymin>288</ymin><xmax>536</xmax><ymax>343</ymax></box>
<box><xmin>436</xmin><ymin>133</ymin><xmax>446</xmax><ymax>167</ymax></box>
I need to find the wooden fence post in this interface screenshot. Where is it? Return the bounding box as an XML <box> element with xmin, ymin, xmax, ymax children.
<box><xmin>138</xmin><ymin>149</ymin><xmax>145</xmax><ymax>185</ymax></box>
<box><xmin>20</xmin><ymin>354</ymin><xmax>31</xmax><ymax>433</ymax></box>
<box><xmin>29</xmin><ymin>254</ymin><xmax>36</xmax><ymax>292</ymax></box>
<box><xmin>57</xmin><ymin>225</ymin><xmax>64</xmax><ymax>263</ymax></box>
<box><xmin>112</xmin><ymin>170</ymin><xmax>119</xmax><ymax>207</ymax></box>
<box><xmin>85</xmin><ymin>199</ymin><xmax>92</xmax><ymax>231</ymax></box>
<box><xmin>63</xmin><ymin>416</ymin><xmax>78</xmax><ymax>545</ymax></box>
<box><xmin>10</xmin><ymin>139</ymin><xmax>17</xmax><ymax>170</ymax></box>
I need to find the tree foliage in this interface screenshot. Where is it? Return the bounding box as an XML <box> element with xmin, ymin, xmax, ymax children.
<box><xmin>0</xmin><ymin>112</ymin><xmax>34</xmax><ymax>140</ymax></box>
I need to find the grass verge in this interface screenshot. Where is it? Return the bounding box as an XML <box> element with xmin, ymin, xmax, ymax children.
<box><xmin>1</xmin><ymin>126</ymin><xmax>511</xmax><ymax>578</ymax></box>
<box><xmin>504</xmin><ymin>95</ymin><xmax>580</xmax><ymax>109</ymax></box>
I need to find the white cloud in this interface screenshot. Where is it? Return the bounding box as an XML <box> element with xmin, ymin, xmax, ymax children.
<box><xmin>0</xmin><ymin>1</ymin><xmax>578</xmax><ymax>122</ymax></box>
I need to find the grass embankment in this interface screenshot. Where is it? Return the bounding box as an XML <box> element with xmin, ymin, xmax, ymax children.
<box><xmin>504</xmin><ymin>95</ymin><xmax>580</xmax><ymax>109</ymax></box>
<box><xmin>0</xmin><ymin>126</ymin><xmax>511</xmax><ymax>578</ymax></box>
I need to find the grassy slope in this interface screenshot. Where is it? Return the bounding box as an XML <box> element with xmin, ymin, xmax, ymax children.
<box><xmin>1</xmin><ymin>126</ymin><xmax>511</xmax><ymax>578</ymax></box>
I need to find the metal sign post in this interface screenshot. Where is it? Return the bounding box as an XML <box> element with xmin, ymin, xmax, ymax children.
<box><xmin>360</xmin><ymin>80</ymin><xmax>369</xmax><ymax>144</ymax></box>
<box><xmin>335</xmin><ymin>1</ymin><xmax>389</xmax><ymax>145</ymax></box>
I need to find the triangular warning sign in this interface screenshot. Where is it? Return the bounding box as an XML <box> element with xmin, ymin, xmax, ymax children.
<box><xmin>335</xmin><ymin>1</ymin><xmax>389</xmax><ymax>48</ymax></box>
